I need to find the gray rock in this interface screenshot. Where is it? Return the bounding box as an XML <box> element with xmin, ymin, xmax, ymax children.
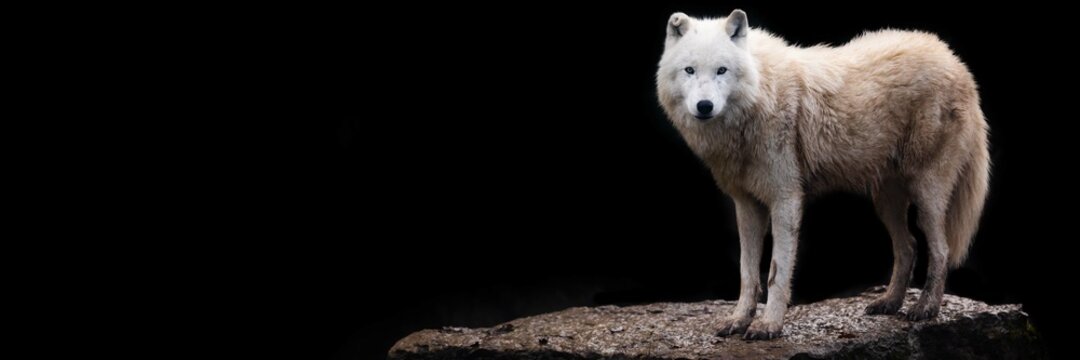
<box><xmin>388</xmin><ymin>288</ymin><xmax>1045</xmax><ymax>359</ymax></box>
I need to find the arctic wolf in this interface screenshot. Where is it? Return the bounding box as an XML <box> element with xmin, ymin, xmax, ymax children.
<box><xmin>657</xmin><ymin>10</ymin><xmax>990</xmax><ymax>339</ymax></box>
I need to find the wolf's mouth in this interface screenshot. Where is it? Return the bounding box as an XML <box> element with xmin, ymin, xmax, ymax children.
<box><xmin>694</xmin><ymin>114</ymin><xmax>712</xmax><ymax>120</ymax></box>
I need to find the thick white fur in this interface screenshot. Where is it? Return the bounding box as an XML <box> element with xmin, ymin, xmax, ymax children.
<box><xmin>657</xmin><ymin>10</ymin><xmax>990</xmax><ymax>339</ymax></box>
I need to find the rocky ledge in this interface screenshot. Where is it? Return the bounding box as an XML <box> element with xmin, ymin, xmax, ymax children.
<box><xmin>389</xmin><ymin>288</ymin><xmax>1044</xmax><ymax>359</ymax></box>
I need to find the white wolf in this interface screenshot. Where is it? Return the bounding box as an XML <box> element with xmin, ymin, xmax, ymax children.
<box><xmin>656</xmin><ymin>10</ymin><xmax>990</xmax><ymax>339</ymax></box>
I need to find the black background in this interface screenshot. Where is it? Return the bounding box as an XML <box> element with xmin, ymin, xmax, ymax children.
<box><xmin>259</xmin><ymin>2</ymin><xmax>1073</xmax><ymax>359</ymax></box>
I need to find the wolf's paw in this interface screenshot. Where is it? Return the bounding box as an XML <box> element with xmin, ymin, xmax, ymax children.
<box><xmin>905</xmin><ymin>300</ymin><xmax>940</xmax><ymax>321</ymax></box>
<box><xmin>743</xmin><ymin>319</ymin><xmax>783</xmax><ymax>340</ymax></box>
<box><xmin>716</xmin><ymin>316</ymin><xmax>753</xmax><ymax>336</ymax></box>
<box><xmin>864</xmin><ymin>295</ymin><xmax>903</xmax><ymax>315</ymax></box>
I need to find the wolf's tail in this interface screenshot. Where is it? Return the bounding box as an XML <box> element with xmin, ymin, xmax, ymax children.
<box><xmin>946</xmin><ymin>109</ymin><xmax>990</xmax><ymax>268</ymax></box>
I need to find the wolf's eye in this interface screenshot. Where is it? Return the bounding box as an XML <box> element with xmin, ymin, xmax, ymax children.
<box><xmin>717</xmin><ymin>67</ymin><xmax>728</xmax><ymax>75</ymax></box>
<box><xmin>684</xmin><ymin>67</ymin><xmax>695</xmax><ymax>75</ymax></box>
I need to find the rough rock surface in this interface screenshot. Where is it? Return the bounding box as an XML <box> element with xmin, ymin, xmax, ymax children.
<box><xmin>388</xmin><ymin>288</ymin><xmax>1044</xmax><ymax>359</ymax></box>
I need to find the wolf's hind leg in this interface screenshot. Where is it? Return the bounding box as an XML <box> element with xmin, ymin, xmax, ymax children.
<box><xmin>866</xmin><ymin>180</ymin><xmax>916</xmax><ymax>315</ymax></box>
<box><xmin>907</xmin><ymin>171</ymin><xmax>958</xmax><ymax>321</ymax></box>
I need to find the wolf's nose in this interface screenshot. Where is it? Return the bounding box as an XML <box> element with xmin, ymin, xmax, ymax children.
<box><xmin>697</xmin><ymin>100</ymin><xmax>713</xmax><ymax>115</ymax></box>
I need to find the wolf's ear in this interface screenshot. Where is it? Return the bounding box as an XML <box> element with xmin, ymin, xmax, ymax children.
<box><xmin>667</xmin><ymin>12</ymin><xmax>691</xmax><ymax>41</ymax></box>
<box><xmin>725</xmin><ymin>9</ymin><xmax>749</xmax><ymax>48</ymax></box>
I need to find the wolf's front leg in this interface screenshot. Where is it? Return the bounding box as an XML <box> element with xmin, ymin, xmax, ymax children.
<box><xmin>717</xmin><ymin>194</ymin><xmax>767</xmax><ymax>336</ymax></box>
<box><xmin>745</xmin><ymin>195</ymin><xmax>802</xmax><ymax>340</ymax></box>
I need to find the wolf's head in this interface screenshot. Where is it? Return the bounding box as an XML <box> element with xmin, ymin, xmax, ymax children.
<box><xmin>657</xmin><ymin>10</ymin><xmax>759</xmax><ymax>124</ymax></box>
